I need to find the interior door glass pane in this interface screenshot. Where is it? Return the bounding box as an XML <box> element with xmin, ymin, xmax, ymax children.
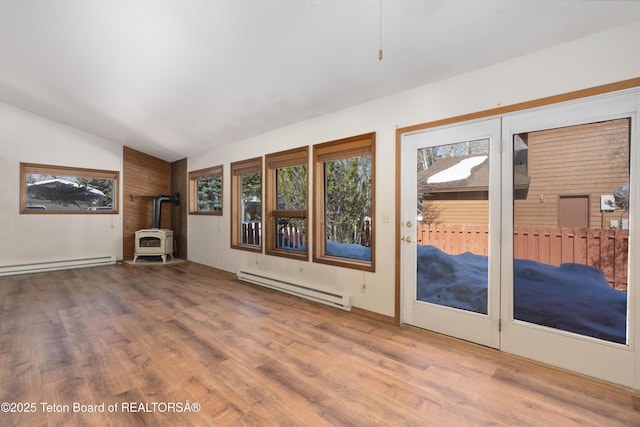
<box><xmin>513</xmin><ymin>119</ymin><xmax>629</xmax><ymax>344</ymax></box>
<box><xmin>416</xmin><ymin>139</ymin><xmax>490</xmax><ymax>314</ymax></box>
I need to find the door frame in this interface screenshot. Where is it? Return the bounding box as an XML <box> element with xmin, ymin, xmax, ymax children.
<box><xmin>399</xmin><ymin>118</ymin><xmax>502</xmax><ymax>349</ymax></box>
<box><xmin>498</xmin><ymin>91</ymin><xmax>638</xmax><ymax>387</ymax></box>
<box><xmin>394</xmin><ymin>78</ymin><xmax>640</xmax><ymax>388</ymax></box>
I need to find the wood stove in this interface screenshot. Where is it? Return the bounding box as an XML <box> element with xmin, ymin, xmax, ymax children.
<box><xmin>133</xmin><ymin>229</ymin><xmax>174</xmax><ymax>263</ymax></box>
<box><xmin>132</xmin><ymin>193</ymin><xmax>179</xmax><ymax>263</ymax></box>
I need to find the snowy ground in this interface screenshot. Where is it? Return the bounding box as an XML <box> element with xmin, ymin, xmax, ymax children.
<box><xmin>326</xmin><ymin>240</ymin><xmax>371</xmax><ymax>261</ymax></box>
<box><xmin>278</xmin><ymin>240</ymin><xmax>371</xmax><ymax>259</ymax></box>
<box><xmin>318</xmin><ymin>241</ymin><xmax>626</xmax><ymax>344</ymax></box>
<box><xmin>417</xmin><ymin>245</ymin><xmax>627</xmax><ymax>344</ymax></box>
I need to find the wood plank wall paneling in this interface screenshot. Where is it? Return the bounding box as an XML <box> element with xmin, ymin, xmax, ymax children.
<box><xmin>122</xmin><ymin>147</ymin><xmax>172</xmax><ymax>260</ymax></box>
<box><xmin>171</xmin><ymin>158</ymin><xmax>188</xmax><ymax>260</ymax></box>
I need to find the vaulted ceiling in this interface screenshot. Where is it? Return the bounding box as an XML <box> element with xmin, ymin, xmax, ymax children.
<box><xmin>2</xmin><ymin>0</ymin><xmax>640</xmax><ymax>162</ymax></box>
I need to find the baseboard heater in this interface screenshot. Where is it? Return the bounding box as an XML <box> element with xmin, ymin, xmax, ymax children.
<box><xmin>237</xmin><ymin>270</ymin><xmax>351</xmax><ymax>311</ymax></box>
<box><xmin>0</xmin><ymin>256</ymin><xmax>115</xmax><ymax>277</ymax></box>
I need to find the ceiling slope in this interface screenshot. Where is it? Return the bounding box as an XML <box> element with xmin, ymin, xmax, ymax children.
<box><xmin>1</xmin><ymin>0</ymin><xmax>640</xmax><ymax>161</ymax></box>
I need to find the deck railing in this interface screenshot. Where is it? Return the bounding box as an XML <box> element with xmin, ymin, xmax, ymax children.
<box><xmin>241</xmin><ymin>219</ymin><xmax>372</xmax><ymax>250</ymax></box>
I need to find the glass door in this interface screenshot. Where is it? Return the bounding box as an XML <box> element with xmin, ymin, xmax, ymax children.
<box><xmin>500</xmin><ymin>92</ymin><xmax>637</xmax><ymax>387</ymax></box>
<box><xmin>400</xmin><ymin>89</ymin><xmax>638</xmax><ymax>388</ymax></box>
<box><xmin>401</xmin><ymin>118</ymin><xmax>501</xmax><ymax>348</ymax></box>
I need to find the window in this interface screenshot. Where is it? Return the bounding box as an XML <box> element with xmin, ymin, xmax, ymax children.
<box><xmin>265</xmin><ymin>147</ymin><xmax>308</xmax><ymax>259</ymax></box>
<box><xmin>230</xmin><ymin>157</ymin><xmax>262</xmax><ymax>252</ymax></box>
<box><xmin>20</xmin><ymin>162</ymin><xmax>119</xmax><ymax>214</ymax></box>
<box><xmin>313</xmin><ymin>133</ymin><xmax>375</xmax><ymax>271</ymax></box>
<box><xmin>189</xmin><ymin>165</ymin><xmax>223</xmax><ymax>215</ymax></box>
<box><xmin>512</xmin><ymin>117</ymin><xmax>631</xmax><ymax>343</ymax></box>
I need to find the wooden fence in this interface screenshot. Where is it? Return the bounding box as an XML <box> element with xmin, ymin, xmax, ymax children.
<box><xmin>417</xmin><ymin>223</ymin><xmax>628</xmax><ymax>291</ymax></box>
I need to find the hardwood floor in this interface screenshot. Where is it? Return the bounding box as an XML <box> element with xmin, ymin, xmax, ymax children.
<box><xmin>1</xmin><ymin>262</ymin><xmax>639</xmax><ymax>426</ymax></box>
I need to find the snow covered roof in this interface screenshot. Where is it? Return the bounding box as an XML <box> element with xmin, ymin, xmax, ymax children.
<box><xmin>427</xmin><ymin>156</ymin><xmax>487</xmax><ymax>184</ymax></box>
<box><xmin>27</xmin><ymin>178</ymin><xmax>106</xmax><ymax>196</ymax></box>
<box><xmin>418</xmin><ymin>155</ymin><xmax>530</xmax><ymax>198</ymax></box>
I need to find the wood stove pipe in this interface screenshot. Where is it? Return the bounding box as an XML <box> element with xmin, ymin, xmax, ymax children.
<box><xmin>152</xmin><ymin>193</ymin><xmax>180</xmax><ymax>229</ymax></box>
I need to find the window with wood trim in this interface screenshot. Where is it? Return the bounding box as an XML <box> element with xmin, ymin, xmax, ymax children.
<box><xmin>313</xmin><ymin>133</ymin><xmax>375</xmax><ymax>271</ymax></box>
<box><xmin>265</xmin><ymin>147</ymin><xmax>309</xmax><ymax>259</ymax></box>
<box><xmin>20</xmin><ymin>162</ymin><xmax>119</xmax><ymax>214</ymax></box>
<box><xmin>189</xmin><ymin>165</ymin><xmax>223</xmax><ymax>215</ymax></box>
<box><xmin>230</xmin><ymin>157</ymin><xmax>262</xmax><ymax>252</ymax></box>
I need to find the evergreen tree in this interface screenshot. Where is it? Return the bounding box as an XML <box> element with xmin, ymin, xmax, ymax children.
<box><xmin>241</xmin><ymin>172</ymin><xmax>261</xmax><ymax>221</ymax></box>
<box><xmin>242</xmin><ymin>172</ymin><xmax>261</xmax><ymax>200</ymax></box>
<box><xmin>78</xmin><ymin>178</ymin><xmax>113</xmax><ymax>207</ymax></box>
<box><xmin>276</xmin><ymin>165</ymin><xmax>306</xmax><ymax>210</ymax></box>
<box><xmin>325</xmin><ymin>156</ymin><xmax>371</xmax><ymax>244</ymax></box>
<box><xmin>196</xmin><ymin>175</ymin><xmax>222</xmax><ymax>211</ymax></box>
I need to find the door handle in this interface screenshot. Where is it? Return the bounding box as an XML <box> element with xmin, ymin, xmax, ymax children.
<box><xmin>404</xmin><ymin>236</ymin><xmax>415</xmax><ymax>244</ymax></box>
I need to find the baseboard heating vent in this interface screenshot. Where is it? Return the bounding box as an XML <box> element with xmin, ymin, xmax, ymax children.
<box><xmin>237</xmin><ymin>270</ymin><xmax>351</xmax><ymax>311</ymax></box>
<box><xmin>0</xmin><ymin>256</ymin><xmax>115</xmax><ymax>277</ymax></box>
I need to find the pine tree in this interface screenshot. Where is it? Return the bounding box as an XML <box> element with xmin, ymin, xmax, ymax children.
<box><xmin>325</xmin><ymin>156</ymin><xmax>371</xmax><ymax>243</ymax></box>
<box><xmin>196</xmin><ymin>175</ymin><xmax>222</xmax><ymax>211</ymax></box>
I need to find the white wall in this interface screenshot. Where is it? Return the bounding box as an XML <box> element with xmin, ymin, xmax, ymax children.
<box><xmin>0</xmin><ymin>103</ymin><xmax>123</xmax><ymax>269</ymax></box>
<box><xmin>188</xmin><ymin>20</ymin><xmax>640</xmax><ymax>317</ymax></box>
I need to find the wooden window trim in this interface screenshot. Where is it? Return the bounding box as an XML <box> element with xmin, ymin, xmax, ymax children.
<box><xmin>188</xmin><ymin>165</ymin><xmax>223</xmax><ymax>215</ymax></box>
<box><xmin>265</xmin><ymin>147</ymin><xmax>309</xmax><ymax>260</ymax></box>
<box><xmin>20</xmin><ymin>162</ymin><xmax>119</xmax><ymax>214</ymax></box>
<box><xmin>313</xmin><ymin>133</ymin><xmax>376</xmax><ymax>272</ymax></box>
<box><xmin>230</xmin><ymin>157</ymin><xmax>263</xmax><ymax>252</ymax></box>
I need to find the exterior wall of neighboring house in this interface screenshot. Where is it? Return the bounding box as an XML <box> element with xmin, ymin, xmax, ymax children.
<box><xmin>514</xmin><ymin>118</ymin><xmax>629</xmax><ymax>229</ymax></box>
<box><xmin>420</xmin><ymin>118</ymin><xmax>630</xmax><ymax>229</ymax></box>
<box><xmin>422</xmin><ymin>198</ymin><xmax>488</xmax><ymax>226</ymax></box>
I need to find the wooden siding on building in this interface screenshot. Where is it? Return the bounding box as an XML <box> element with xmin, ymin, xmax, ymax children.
<box><xmin>514</xmin><ymin>118</ymin><xmax>629</xmax><ymax>228</ymax></box>
<box><xmin>422</xmin><ymin>199</ymin><xmax>488</xmax><ymax>226</ymax></box>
